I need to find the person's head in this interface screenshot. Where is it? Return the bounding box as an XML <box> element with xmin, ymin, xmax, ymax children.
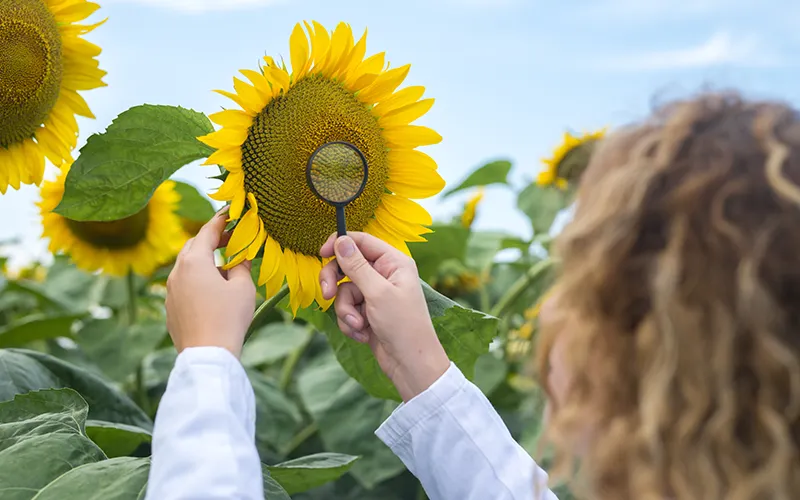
<box><xmin>537</xmin><ymin>93</ymin><xmax>800</xmax><ymax>499</ymax></box>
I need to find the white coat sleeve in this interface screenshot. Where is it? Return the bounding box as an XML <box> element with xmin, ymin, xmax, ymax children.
<box><xmin>145</xmin><ymin>346</ymin><xmax>263</xmax><ymax>500</ymax></box>
<box><xmin>376</xmin><ymin>362</ymin><xmax>558</xmax><ymax>500</ymax></box>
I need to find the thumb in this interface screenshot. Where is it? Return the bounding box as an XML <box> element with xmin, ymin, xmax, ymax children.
<box><xmin>335</xmin><ymin>236</ymin><xmax>386</xmax><ymax>297</ymax></box>
<box><xmin>227</xmin><ymin>259</ymin><xmax>254</xmax><ymax>288</ymax></box>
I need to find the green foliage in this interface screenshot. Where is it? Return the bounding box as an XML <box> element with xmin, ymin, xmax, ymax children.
<box><xmin>172</xmin><ymin>180</ymin><xmax>216</xmax><ymax>222</ymax></box>
<box><xmin>0</xmin><ymin>132</ymin><xmax>580</xmax><ymax>497</ymax></box>
<box><xmin>442</xmin><ymin>159</ymin><xmax>513</xmax><ymax>197</ymax></box>
<box><xmin>55</xmin><ymin>105</ymin><xmax>214</xmax><ymax>221</ymax></box>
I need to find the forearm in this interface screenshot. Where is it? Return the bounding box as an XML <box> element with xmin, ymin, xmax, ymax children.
<box><xmin>145</xmin><ymin>347</ymin><xmax>263</xmax><ymax>500</ymax></box>
<box><xmin>377</xmin><ymin>363</ymin><xmax>557</xmax><ymax>500</ymax></box>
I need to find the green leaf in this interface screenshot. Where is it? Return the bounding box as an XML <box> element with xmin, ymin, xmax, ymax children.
<box><xmin>85</xmin><ymin>420</ymin><xmax>152</xmax><ymax>458</ymax></box>
<box><xmin>55</xmin><ymin>105</ymin><xmax>214</xmax><ymax>221</ymax></box>
<box><xmin>0</xmin><ymin>389</ymin><xmax>107</xmax><ymax>500</ymax></box>
<box><xmin>262</xmin><ymin>467</ymin><xmax>292</xmax><ymax>500</ymax></box>
<box><xmin>465</xmin><ymin>231</ymin><xmax>515</xmax><ymax>272</ymax></box>
<box><xmin>307</xmin><ymin>283</ymin><xmax>497</xmax><ymax>401</ymax></box>
<box><xmin>241</xmin><ymin>323</ymin><xmax>312</xmax><ymax>368</ymax></box>
<box><xmin>173</xmin><ymin>180</ymin><xmax>215</xmax><ymax>222</ymax></box>
<box><xmin>517</xmin><ymin>183</ymin><xmax>569</xmax><ymax>235</ymax></box>
<box><xmin>33</xmin><ymin>457</ymin><xmax>150</xmax><ymax>500</ymax></box>
<box><xmin>268</xmin><ymin>453</ymin><xmax>360</xmax><ymax>495</ymax></box>
<box><xmin>249</xmin><ymin>370</ymin><xmax>304</xmax><ymax>454</ymax></box>
<box><xmin>297</xmin><ymin>354</ymin><xmax>405</xmax><ymax>489</ymax></box>
<box><xmin>409</xmin><ymin>223</ymin><xmax>471</xmax><ymax>283</ymax></box>
<box><xmin>0</xmin><ymin>349</ymin><xmax>152</xmax><ymax>430</ymax></box>
<box><xmin>442</xmin><ymin>159</ymin><xmax>513</xmax><ymax>198</ymax></box>
<box><xmin>0</xmin><ymin>314</ymin><xmax>83</xmax><ymax>348</ymax></box>
<box><xmin>75</xmin><ymin>319</ymin><xmax>167</xmax><ymax>383</ymax></box>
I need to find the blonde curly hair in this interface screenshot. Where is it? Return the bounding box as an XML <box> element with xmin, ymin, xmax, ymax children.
<box><xmin>536</xmin><ymin>93</ymin><xmax>800</xmax><ymax>500</ymax></box>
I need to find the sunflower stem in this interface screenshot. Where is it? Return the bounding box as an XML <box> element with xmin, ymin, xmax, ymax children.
<box><xmin>490</xmin><ymin>258</ymin><xmax>554</xmax><ymax>319</ymax></box>
<box><xmin>126</xmin><ymin>271</ymin><xmax>138</xmax><ymax>325</ymax></box>
<box><xmin>281</xmin><ymin>422</ymin><xmax>318</xmax><ymax>457</ymax></box>
<box><xmin>279</xmin><ymin>329</ymin><xmax>314</xmax><ymax>391</ymax></box>
<box><xmin>246</xmin><ymin>284</ymin><xmax>290</xmax><ymax>343</ymax></box>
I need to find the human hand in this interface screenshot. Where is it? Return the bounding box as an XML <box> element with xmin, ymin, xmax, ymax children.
<box><xmin>319</xmin><ymin>232</ymin><xmax>450</xmax><ymax>402</ymax></box>
<box><xmin>166</xmin><ymin>208</ymin><xmax>256</xmax><ymax>358</ymax></box>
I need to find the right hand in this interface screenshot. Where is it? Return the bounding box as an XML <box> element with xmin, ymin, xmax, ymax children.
<box><xmin>319</xmin><ymin>233</ymin><xmax>450</xmax><ymax>402</ymax></box>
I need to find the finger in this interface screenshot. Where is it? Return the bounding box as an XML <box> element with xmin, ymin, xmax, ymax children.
<box><xmin>335</xmin><ymin>236</ymin><xmax>388</xmax><ymax>297</ymax></box>
<box><xmin>192</xmin><ymin>208</ymin><xmax>230</xmax><ymax>256</ymax></box>
<box><xmin>337</xmin><ymin>232</ymin><xmax>399</xmax><ymax>262</ymax></box>
<box><xmin>320</xmin><ymin>233</ymin><xmax>337</xmax><ymax>259</ymax></box>
<box><xmin>177</xmin><ymin>237</ymin><xmax>195</xmax><ymax>261</ymax></box>
<box><xmin>217</xmin><ymin>229</ymin><xmax>233</xmax><ymax>250</ymax></box>
<box><xmin>217</xmin><ymin>265</ymin><xmax>228</xmax><ymax>279</ymax></box>
<box><xmin>227</xmin><ymin>259</ymin><xmax>254</xmax><ymax>286</ymax></box>
<box><xmin>337</xmin><ymin>317</ymin><xmax>369</xmax><ymax>344</ymax></box>
<box><xmin>334</xmin><ymin>282</ymin><xmax>366</xmax><ymax>331</ymax></box>
<box><xmin>319</xmin><ymin>258</ymin><xmax>342</xmax><ymax>299</ymax></box>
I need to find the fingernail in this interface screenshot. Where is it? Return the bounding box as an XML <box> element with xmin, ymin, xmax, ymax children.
<box><xmin>338</xmin><ymin>237</ymin><xmax>355</xmax><ymax>257</ymax></box>
<box><xmin>353</xmin><ymin>331</ymin><xmax>369</xmax><ymax>343</ymax></box>
<box><xmin>321</xmin><ymin>280</ymin><xmax>328</xmax><ymax>294</ymax></box>
<box><xmin>345</xmin><ymin>314</ymin><xmax>359</xmax><ymax>329</ymax></box>
<box><xmin>215</xmin><ymin>206</ymin><xmax>229</xmax><ymax>217</ymax></box>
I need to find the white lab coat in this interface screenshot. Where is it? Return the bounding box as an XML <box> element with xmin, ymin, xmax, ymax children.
<box><xmin>145</xmin><ymin>347</ymin><xmax>558</xmax><ymax>499</ymax></box>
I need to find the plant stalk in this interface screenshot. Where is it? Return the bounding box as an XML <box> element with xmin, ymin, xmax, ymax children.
<box><xmin>245</xmin><ymin>284</ymin><xmax>290</xmax><ymax>343</ymax></box>
<box><xmin>490</xmin><ymin>258</ymin><xmax>553</xmax><ymax>319</ymax></box>
<box><xmin>126</xmin><ymin>271</ymin><xmax>138</xmax><ymax>325</ymax></box>
<box><xmin>279</xmin><ymin>330</ymin><xmax>314</xmax><ymax>392</ymax></box>
<box><xmin>281</xmin><ymin>422</ymin><xmax>318</xmax><ymax>456</ymax></box>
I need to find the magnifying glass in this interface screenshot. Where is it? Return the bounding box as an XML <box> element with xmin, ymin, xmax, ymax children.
<box><xmin>306</xmin><ymin>141</ymin><xmax>369</xmax><ymax>273</ymax></box>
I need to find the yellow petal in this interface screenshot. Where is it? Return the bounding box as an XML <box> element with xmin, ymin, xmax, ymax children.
<box><xmin>263</xmin><ymin>238</ymin><xmax>287</xmax><ymax>298</ymax></box>
<box><xmin>267</xmin><ymin>67</ymin><xmax>290</xmax><ymax>94</ymax></box>
<box><xmin>358</xmin><ymin>64</ymin><xmax>410</xmax><ymax>104</ymax></box>
<box><xmin>372</xmin><ymin>86</ymin><xmax>426</xmax><ymax>117</ymax></box>
<box><xmin>209</xmin><ymin>109</ymin><xmax>253</xmax><ymax>128</ymax></box>
<box><xmin>247</xmin><ymin>218</ymin><xmax>267</xmax><ymax>260</ymax></box>
<box><xmin>226</xmin><ymin>193</ymin><xmax>260</xmax><ymax>258</ymax></box>
<box><xmin>386</xmin><ymin>163</ymin><xmax>446</xmax><ymax>198</ymax></box>
<box><xmin>22</xmin><ymin>140</ymin><xmax>45</xmax><ymax>186</ymax></box>
<box><xmin>364</xmin><ymin>218</ymin><xmax>411</xmax><ymax>256</ymax></box>
<box><xmin>296</xmin><ymin>254</ymin><xmax>319</xmax><ymax>309</ymax></box>
<box><xmin>209</xmin><ymin>170</ymin><xmax>244</xmax><ymax>201</ymax></box>
<box><xmin>52</xmin><ymin>1</ymin><xmax>100</xmax><ymax>24</ymax></box>
<box><xmin>239</xmin><ymin>69</ymin><xmax>272</xmax><ymax>102</ymax></box>
<box><xmin>380</xmin><ymin>195</ymin><xmax>433</xmax><ymax>226</ymax></box>
<box><xmin>197</xmin><ymin>127</ymin><xmax>247</xmax><ymax>150</ymax></box>
<box><xmin>388</xmin><ymin>149</ymin><xmax>438</xmax><ymax>171</ymax></box>
<box><xmin>374</xmin><ymin>206</ymin><xmax>430</xmax><ymax>242</ymax></box>
<box><xmin>384</xmin><ymin>126</ymin><xmax>442</xmax><ymax>149</ymax></box>
<box><xmin>379</xmin><ymin>99</ymin><xmax>434</xmax><ymax>128</ymax></box>
<box><xmin>60</xmin><ymin>89</ymin><xmax>95</xmax><ymax>118</ymax></box>
<box><xmin>229</xmin><ymin>189</ymin><xmax>246</xmax><ymax>220</ymax></box>
<box><xmin>222</xmin><ymin>249</ymin><xmax>249</xmax><ymax>270</ymax></box>
<box><xmin>214</xmin><ymin>89</ymin><xmax>258</xmax><ymax>115</ymax></box>
<box><xmin>203</xmin><ymin>147</ymin><xmax>242</xmax><ymax>169</ymax></box>
<box><xmin>339</xmin><ymin>27</ymin><xmax>367</xmax><ymax>77</ymax></box>
<box><xmin>347</xmin><ymin>52</ymin><xmax>385</xmax><ymax>83</ymax></box>
<box><xmin>309</xmin><ymin>20</ymin><xmax>331</xmax><ymax>69</ymax></box>
<box><xmin>290</xmin><ymin>23</ymin><xmax>310</xmax><ymax>79</ymax></box>
<box><xmin>284</xmin><ymin>250</ymin><xmax>302</xmax><ymax>315</ymax></box>
<box><xmin>321</xmin><ymin>22</ymin><xmax>353</xmax><ymax>76</ymax></box>
<box><xmin>233</xmin><ymin>77</ymin><xmax>267</xmax><ymax>115</ymax></box>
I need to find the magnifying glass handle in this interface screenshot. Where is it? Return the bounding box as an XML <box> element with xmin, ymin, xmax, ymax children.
<box><xmin>336</xmin><ymin>205</ymin><xmax>346</xmax><ymax>276</ymax></box>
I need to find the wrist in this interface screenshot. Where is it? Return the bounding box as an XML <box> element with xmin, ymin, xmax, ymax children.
<box><xmin>391</xmin><ymin>341</ymin><xmax>450</xmax><ymax>403</ymax></box>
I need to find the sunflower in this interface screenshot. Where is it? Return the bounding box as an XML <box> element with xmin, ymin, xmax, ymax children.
<box><xmin>460</xmin><ymin>188</ymin><xmax>484</xmax><ymax>228</ymax></box>
<box><xmin>199</xmin><ymin>21</ymin><xmax>445</xmax><ymax>313</ymax></box>
<box><xmin>0</xmin><ymin>0</ymin><xmax>106</xmax><ymax>194</ymax></box>
<box><xmin>536</xmin><ymin>128</ymin><xmax>607</xmax><ymax>189</ymax></box>
<box><xmin>38</xmin><ymin>164</ymin><xmax>187</xmax><ymax>277</ymax></box>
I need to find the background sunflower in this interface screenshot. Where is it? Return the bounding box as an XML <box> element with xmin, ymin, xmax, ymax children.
<box><xmin>536</xmin><ymin>128</ymin><xmax>607</xmax><ymax>189</ymax></box>
<box><xmin>200</xmin><ymin>20</ymin><xmax>445</xmax><ymax>313</ymax></box>
<box><xmin>38</xmin><ymin>164</ymin><xmax>187</xmax><ymax>277</ymax></box>
<box><xmin>0</xmin><ymin>0</ymin><xmax>106</xmax><ymax>194</ymax></box>
<box><xmin>460</xmin><ymin>188</ymin><xmax>484</xmax><ymax>228</ymax></box>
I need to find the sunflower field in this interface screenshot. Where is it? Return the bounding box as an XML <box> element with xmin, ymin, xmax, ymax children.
<box><xmin>0</xmin><ymin>2</ymin><xmax>603</xmax><ymax>498</ymax></box>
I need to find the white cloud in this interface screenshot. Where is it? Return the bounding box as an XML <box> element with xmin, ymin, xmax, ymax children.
<box><xmin>599</xmin><ymin>32</ymin><xmax>783</xmax><ymax>71</ymax></box>
<box><xmin>106</xmin><ymin>0</ymin><xmax>286</xmax><ymax>13</ymax></box>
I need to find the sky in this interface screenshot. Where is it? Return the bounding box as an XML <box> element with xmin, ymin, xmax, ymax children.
<box><xmin>1</xmin><ymin>0</ymin><xmax>796</xmax><ymax>267</ymax></box>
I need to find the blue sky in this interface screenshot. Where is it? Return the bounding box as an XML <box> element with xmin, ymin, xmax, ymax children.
<box><xmin>1</xmin><ymin>0</ymin><xmax>795</xmax><ymax>266</ymax></box>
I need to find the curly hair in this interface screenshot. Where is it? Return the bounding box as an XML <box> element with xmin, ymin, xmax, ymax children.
<box><xmin>536</xmin><ymin>93</ymin><xmax>800</xmax><ymax>500</ymax></box>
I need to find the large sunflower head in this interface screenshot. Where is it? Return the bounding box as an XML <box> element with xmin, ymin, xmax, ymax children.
<box><xmin>38</xmin><ymin>164</ymin><xmax>187</xmax><ymax>277</ymax></box>
<box><xmin>199</xmin><ymin>21</ymin><xmax>445</xmax><ymax>313</ymax></box>
<box><xmin>536</xmin><ymin>128</ymin><xmax>607</xmax><ymax>190</ymax></box>
<box><xmin>0</xmin><ymin>0</ymin><xmax>106</xmax><ymax>194</ymax></box>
